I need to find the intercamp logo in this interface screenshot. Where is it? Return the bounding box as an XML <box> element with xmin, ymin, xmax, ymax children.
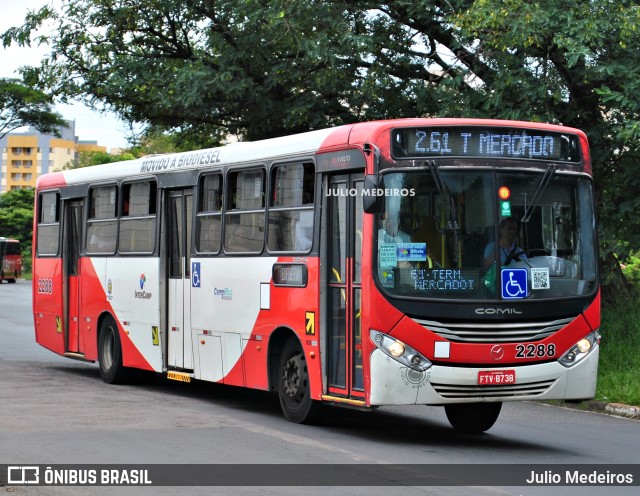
<box><xmin>134</xmin><ymin>273</ymin><xmax>152</xmax><ymax>300</ymax></box>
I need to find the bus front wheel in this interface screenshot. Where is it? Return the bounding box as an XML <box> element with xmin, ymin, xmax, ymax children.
<box><xmin>444</xmin><ymin>402</ymin><xmax>502</xmax><ymax>434</ymax></box>
<box><xmin>277</xmin><ymin>339</ymin><xmax>320</xmax><ymax>424</ymax></box>
<box><xmin>98</xmin><ymin>316</ymin><xmax>130</xmax><ymax>384</ymax></box>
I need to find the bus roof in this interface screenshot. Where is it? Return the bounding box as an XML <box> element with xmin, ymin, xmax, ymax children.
<box><xmin>36</xmin><ymin>118</ymin><xmax>589</xmax><ymax>190</ymax></box>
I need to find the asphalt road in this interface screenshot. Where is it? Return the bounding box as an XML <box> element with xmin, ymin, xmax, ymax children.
<box><xmin>1</xmin><ymin>280</ymin><xmax>638</xmax><ymax>496</ymax></box>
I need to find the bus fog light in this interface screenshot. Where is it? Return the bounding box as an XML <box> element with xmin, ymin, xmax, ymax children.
<box><xmin>370</xmin><ymin>330</ymin><xmax>432</xmax><ymax>372</ymax></box>
<box><xmin>559</xmin><ymin>330</ymin><xmax>600</xmax><ymax>368</ymax></box>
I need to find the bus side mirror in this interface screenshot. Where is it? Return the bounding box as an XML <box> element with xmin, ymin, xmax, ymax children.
<box><xmin>363</xmin><ymin>175</ymin><xmax>383</xmax><ymax>213</ymax></box>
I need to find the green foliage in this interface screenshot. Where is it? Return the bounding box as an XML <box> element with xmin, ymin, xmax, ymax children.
<box><xmin>4</xmin><ymin>0</ymin><xmax>361</xmax><ymax>140</ymax></box>
<box><xmin>63</xmin><ymin>150</ymin><xmax>136</xmax><ymax>169</ymax></box>
<box><xmin>598</xmin><ymin>291</ymin><xmax>640</xmax><ymax>406</ymax></box>
<box><xmin>0</xmin><ymin>188</ymin><xmax>35</xmax><ymax>247</ymax></box>
<box><xmin>0</xmin><ymin>77</ymin><xmax>66</xmax><ymax>139</ymax></box>
<box><xmin>21</xmin><ymin>245</ymin><xmax>32</xmax><ymax>275</ymax></box>
<box><xmin>0</xmin><ymin>188</ymin><xmax>34</xmax><ymax>211</ymax></box>
<box><xmin>621</xmin><ymin>253</ymin><xmax>640</xmax><ymax>285</ymax></box>
<box><xmin>129</xmin><ymin>125</ymin><xmax>226</xmax><ymax>154</ymax></box>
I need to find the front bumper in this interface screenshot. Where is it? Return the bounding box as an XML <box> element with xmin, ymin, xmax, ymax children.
<box><xmin>369</xmin><ymin>345</ymin><xmax>599</xmax><ymax>406</ymax></box>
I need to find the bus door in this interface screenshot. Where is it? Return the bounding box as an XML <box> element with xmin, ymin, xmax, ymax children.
<box><xmin>167</xmin><ymin>189</ymin><xmax>194</xmax><ymax>370</ymax></box>
<box><xmin>325</xmin><ymin>173</ymin><xmax>364</xmax><ymax>399</ymax></box>
<box><xmin>62</xmin><ymin>199</ymin><xmax>84</xmax><ymax>355</ymax></box>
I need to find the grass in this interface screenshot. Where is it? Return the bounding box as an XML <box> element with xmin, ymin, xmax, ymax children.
<box><xmin>596</xmin><ymin>293</ymin><xmax>640</xmax><ymax>406</ymax></box>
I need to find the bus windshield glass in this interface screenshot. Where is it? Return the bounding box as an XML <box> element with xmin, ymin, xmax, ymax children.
<box><xmin>375</xmin><ymin>169</ymin><xmax>597</xmax><ymax>301</ymax></box>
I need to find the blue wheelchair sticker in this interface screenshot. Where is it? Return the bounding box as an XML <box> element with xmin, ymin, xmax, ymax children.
<box><xmin>501</xmin><ymin>268</ymin><xmax>528</xmax><ymax>299</ymax></box>
<box><xmin>192</xmin><ymin>262</ymin><xmax>201</xmax><ymax>288</ymax></box>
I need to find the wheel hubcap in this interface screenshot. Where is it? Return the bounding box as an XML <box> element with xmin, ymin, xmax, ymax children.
<box><xmin>282</xmin><ymin>355</ymin><xmax>302</xmax><ymax>400</ymax></box>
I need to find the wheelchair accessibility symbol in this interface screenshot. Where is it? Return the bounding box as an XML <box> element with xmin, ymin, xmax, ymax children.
<box><xmin>501</xmin><ymin>268</ymin><xmax>528</xmax><ymax>299</ymax></box>
<box><xmin>192</xmin><ymin>262</ymin><xmax>201</xmax><ymax>288</ymax></box>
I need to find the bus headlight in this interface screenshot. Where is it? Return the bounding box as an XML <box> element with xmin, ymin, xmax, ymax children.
<box><xmin>559</xmin><ymin>330</ymin><xmax>600</xmax><ymax>368</ymax></box>
<box><xmin>370</xmin><ymin>330</ymin><xmax>432</xmax><ymax>372</ymax></box>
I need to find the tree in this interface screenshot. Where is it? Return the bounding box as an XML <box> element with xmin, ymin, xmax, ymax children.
<box><xmin>4</xmin><ymin>0</ymin><xmax>640</xmax><ymax>290</ymax></box>
<box><xmin>0</xmin><ymin>188</ymin><xmax>35</xmax><ymax>260</ymax></box>
<box><xmin>2</xmin><ymin>0</ymin><xmax>361</xmax><ymax>140</ymax></box>
<box><xmin>63</xmin><ymin>150</ymin><xmax>137</xmax><ymax>169</ymax></box>
<box><xmin>0</xmin><ymin>78</ymin><xmax>66</xmax><ymax>140</ymax></box>
<box><xmin>0</xmin><ymin>189</ymin><xmax>35</xmax><ymax>274</ymax></box>
<box><xmin>129</xmin><ymin>125</ymin><xmax>225</xmax><ymax>155</ymax></box>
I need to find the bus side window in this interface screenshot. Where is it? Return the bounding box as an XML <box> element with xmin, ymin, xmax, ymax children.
<box><xmin>119</xmin><ymin>181</ymin><xmax>157</xmax><ymax>254</ymax></box>
<box><xmin>37</xmin><ymin>191</ymin><xmax>61</xmax><ymax>256</ymax></box>
<box><xmin>225</xmin><ymin>169</ymin><xmax>265</xmax><ymax>253</ymax></box>
<box><xmin>196</xmin><ymin>173</ymin><xmax>223</xmax><ymax>253</ymax></box>
<box><xmin>267</xmin><ymin>162</ymin><xmax>314</xmax><ymax>253</ymax></box>
<box><xmin>86</xmin><ymin>186</ymin><xmax>118</xmax><ymax>254</ymax></box>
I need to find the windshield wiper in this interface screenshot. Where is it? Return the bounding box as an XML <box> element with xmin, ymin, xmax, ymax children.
<box><xmin>428</xmin><ymin>161</ymin><xmax>464</xmax><ymax>266</ymax></box>
<box><xmin>521</xmin><ymin>164</ymin><xmax>557</xmax><ymax>223</ymax></box>
<box><xmin>428</xmin><ymin>161</ymin><xmax>459</xmax><ymax>233</ymax></box>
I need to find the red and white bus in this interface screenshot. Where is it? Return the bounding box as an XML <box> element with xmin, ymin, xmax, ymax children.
<box><xmin>0</xmin><ymin>237</ymin><xmax>22</xmax><ymax>283</ymax></box>
<box><xmin>32</xmin><ymin>118</ymin><xmax>600</xmax><ymax>433</ymax></box>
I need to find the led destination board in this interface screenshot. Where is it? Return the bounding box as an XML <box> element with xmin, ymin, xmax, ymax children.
<box><xmin>392</xmin><ymin>127</ymin><xmax>581</xmax><ymax>163</ymax></box>
<box><xmin>272</xmin><ymin>263</ymin><xmax>308</xmax><ymax>287</ymax></box>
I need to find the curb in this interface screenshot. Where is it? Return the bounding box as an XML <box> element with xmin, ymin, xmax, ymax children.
<box><xmin>542</xmin><ymin>400</ymin><xmax>640</xmax><ymax>419</ymax></box>
<box><xmin>604</xmin><ymin>402</ymin><xmax>640</xmax><ymax>419</ymax></box>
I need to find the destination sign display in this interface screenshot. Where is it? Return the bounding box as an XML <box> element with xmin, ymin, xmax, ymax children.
<box><xmin>392</xmin><ymin>127</ymin><xmax>581</xmax><ymax>163</ymax></box>
<box><xmin>272</xmin><ymin>263</ymin><xmax>308</xmax><ymax>287</ymax></box>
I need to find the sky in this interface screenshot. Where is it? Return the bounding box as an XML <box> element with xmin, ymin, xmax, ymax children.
<box><xmin>1</xmin><ymin>0</ymin><xmax>133</xmax><ymax>152</ymax></box>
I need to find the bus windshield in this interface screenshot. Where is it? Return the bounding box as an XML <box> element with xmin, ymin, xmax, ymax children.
<box><xmin>375</xmin><ymin>169</ymin><xmax>597</xmax><ymax>301</ymax></box>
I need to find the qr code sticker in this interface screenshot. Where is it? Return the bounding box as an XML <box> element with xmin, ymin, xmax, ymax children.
<box><xmin>531</xmin><ymin>268</ymin><xmax>550</xmax><ymax>289</ymax></box>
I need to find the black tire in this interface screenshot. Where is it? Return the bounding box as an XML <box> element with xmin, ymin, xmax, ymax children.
<box><xmin>98</xmin><ymin>315</ymin><xmax>130</xmax><ymax>384</ymax></box>
<box><xmin>444</xmin><ymin>402</ymin><xmax>502</xmax><ymax>434</ymax></box>
<box><xmin>277</xmin><ymin>338</ymin><xmax>320</xmax><ymax>424</ymax></box>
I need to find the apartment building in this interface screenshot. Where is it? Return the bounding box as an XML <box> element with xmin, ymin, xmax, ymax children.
<box><xmin>0</xmin><ymin>120</ymin><xmax>107</xmax><ymax>192</ymax></box>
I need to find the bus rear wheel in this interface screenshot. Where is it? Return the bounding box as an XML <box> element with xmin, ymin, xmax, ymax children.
<box><xmin>277</xmin><ymin>339</ymin><xmax>320</xmax><ymax>424</ymax></box>
<box><xmin>444</xmin><ymin>402</ymin><xmax>502</xmax><ymax>434</ymax></box>
<box><xmin>98</xmin><ymin>316</ymin><xmax>130</xmax><ymax>384</ymax></box>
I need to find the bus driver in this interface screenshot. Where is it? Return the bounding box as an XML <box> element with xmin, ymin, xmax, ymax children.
<box><xmin>483</xmin><ymin>216</ymin><xmax>527</xmax><ymax>269</ymax></box>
